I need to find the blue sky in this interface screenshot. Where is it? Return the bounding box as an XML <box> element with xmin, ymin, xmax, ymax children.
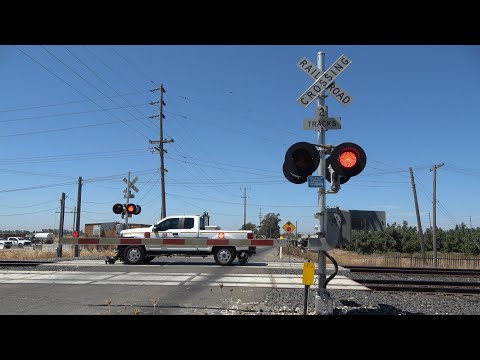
<box><xmin>0</xmin><ymin>45</ymin><xmax>479</xmax><ymax>234</ymax></box>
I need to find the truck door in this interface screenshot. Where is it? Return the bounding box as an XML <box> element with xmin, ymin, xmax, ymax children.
<box><xmin>148</xmin><ymin>217</ymin><xmax>196</xmax><ymax>252</ymax></box>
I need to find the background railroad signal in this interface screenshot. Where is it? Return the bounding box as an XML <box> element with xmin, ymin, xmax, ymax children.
<box><xmin>113</xmin><ymin>203</ymin><xmax>141</xmax><ymax>217</ymax></box>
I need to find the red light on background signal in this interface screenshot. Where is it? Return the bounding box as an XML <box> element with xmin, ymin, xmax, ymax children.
<box><xmin>126</xmin><ymin>204</ymin><xmax>136</xmax><ymax>213</ymax></box>
<box><xmin>73</xmin><ymin>231</ymin><xmax>79</xmax><ymax>238</ymax></box>
<box><xmin>339</xmin><ymin>150</ymin><xmax>358</xmax><ymax>168</ymax></box>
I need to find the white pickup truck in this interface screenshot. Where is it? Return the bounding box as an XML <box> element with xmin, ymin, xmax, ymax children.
<box><xmin>7</xmin><ymin>237</ymin><xmax>32</xmax><ymax>247</ymax></box>
<box><xmin>118</xmin><ymin>213</ymin><xmax>255</xmax><ymax>265</ymax></box>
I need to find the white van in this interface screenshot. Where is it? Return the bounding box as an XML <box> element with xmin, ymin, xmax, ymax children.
<box><xmin>32</xmin><ymin>233</ymin><xmax>54</xmax><ymax>244</ymax></box>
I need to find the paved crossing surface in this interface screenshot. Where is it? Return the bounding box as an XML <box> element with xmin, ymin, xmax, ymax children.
<box><xmin>0</xmin><ymin>262</ymin><xmax>368</xmax><ymax>290</ymax></box>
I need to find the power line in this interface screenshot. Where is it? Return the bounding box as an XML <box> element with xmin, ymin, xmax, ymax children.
<box><xmin>14</xmin><ymin>46</ymin><xmax>151</xmax><ymax>141</ymax></box>
<box><xmin>64</xmin><ymin>46</ymin><xmax>157</xmax><ymax>134</ymax></box>
<box><xmin>0</xmin><ymin>120</ymin><xmax>119</xmax><ymax>138</ymax></box>
<box><xmin>0</xmin><ymin>102</ymin><xmax>149</xmax><ymax>124</ymax></box>
<box><xmin>0</xmin><ymin>90</ymin><xmax>151</xmax><ymax>113</ymax></box>
<box><xmin>83</xmin><ymin>45</ymin><xmax>159</xmax><ymax>126</ymax></box>
<box><xmin>0</xmin><ymin>148</ymin><xmax>150</xmax><ymax>165</ymax></box>
<box><xmin>0</xmin><ymin>181</ymin><xmax>80</xmax><ymax>193</ymax></box>
<box><xmin>0</xmin><ymin>207</ymin><xmax>59</xmax><ymax>217</ymax></box>
<box><xmin>109</xmin><ymin>46</ymin><xmax>157</xmax><ymax>85</ymax></box>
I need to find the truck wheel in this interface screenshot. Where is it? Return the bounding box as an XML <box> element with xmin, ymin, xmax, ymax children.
<box><xmin>214</xmin><ymin>247</ymin><xmax>236</xmax><ymax>266</ymax></box>
<box><xmin>124</xmin><ymin>246</ymin><xmax>145</xmax><ymax>265</ymax></box>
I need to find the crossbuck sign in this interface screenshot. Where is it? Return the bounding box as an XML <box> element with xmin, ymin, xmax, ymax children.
<box><xmin>296</xmin><ymin>55</ymin><xmax>352</xmax><ymax>108</ymax></box>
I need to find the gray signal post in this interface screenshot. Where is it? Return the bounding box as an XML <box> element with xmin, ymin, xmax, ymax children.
<box><xmin>296</xmin><ymin>52</ymin><xmax>352</xmax><ymax>315</ymax></box>
<box><xmin>316</xmin><ymin>52</ymin><xmax>330</xmax><ymax>315</ymax></box>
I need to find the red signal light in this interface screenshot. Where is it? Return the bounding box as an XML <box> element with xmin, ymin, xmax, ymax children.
<box><xmin>325</xmin><ymin>143</ymin><xmax>366</xmax><ymax>184</ymax></box>
<box><xmin>126</xmin><ymin>204</ymin><xmax>136</xmax><ymax>214</ymax></box>
<box><xmin>73</xmin><ymin>231</ymin><xmax>79</xmax><ymax>238</ymax></box>
<box><xmin>339</xmin><ymin>150</ymin><xmax>359</xmax><ymax>169</ymax></box>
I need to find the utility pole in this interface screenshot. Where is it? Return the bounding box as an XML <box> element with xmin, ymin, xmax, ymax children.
<box><xmin>74</xmin><ymin>176</ymin><xmax>82</xmax><ymax>257</ymax></box>
<box><xmin>56</xmin><ymin>192</ymin><xmax>65</xmax><ymax>257</ymax></box>
<box><xmin>431</xmin><ymin>162</ymin><xmax>444</xmax><ymax>267</ymax></box>
<box><xmin>241</xmin><ymin>187</ymin><xmax>247</xmax><ymax>228</ymax></box>
<box><xmin>429</xmin><ymin>212</ymin><xmax>432</xmax><ymax>230</ymax></box>
<box><xmin>470</xmin><ymin>216</ymin><xmax>473</xmax><ymax>229</ymax></box>
<box><xmin>149</xmin><ymin>84</ymin><xmax>173</xmax><ymax>219</ymax></box>
<box><xmin>409</xmin><ymin>167</ymin><xmax>425</xmax><ymax>257</ymax></box>
<box><xmin>259</xmin><ymin>208</ymin><xmax>262</xmax><ymax>227</ymax></box>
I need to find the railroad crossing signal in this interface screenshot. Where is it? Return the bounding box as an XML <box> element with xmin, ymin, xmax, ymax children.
<box><xmin>283</xmin><ymin>142</ymin><xmax>320</xmax><ymax>184</ymax></box>
<box><xmin>325</xmin><ymin>143</ymin><xmax>367</xmax><ymax>184</ymax></box>
<box><xmin>124</xmin><ymin>176</ymin><xmax>139</xmax><ymax>193</ymax></box>
<box><xmin>112</xmin><ymin>203</ymin><xmax>142</xmax><ymax>217</ymax></box>
<box><xmin>282</xmin><ymin>221</ymin><xmax>296</xmax><ymax>234</ymax></box>
<box><xmin>297</xmin><ymin>57</ymin><xmax>353</xmax><ymax>107</ymax></box>
<box><xmin>297</xmin><ymin>54</ymin><xmax>352</xmax><ymax>108</ymax></box>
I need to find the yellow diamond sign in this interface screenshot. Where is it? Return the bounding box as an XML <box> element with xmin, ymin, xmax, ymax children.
<box><xmin>282</xmin><ymin>221</ymin><xmax>296</xmax><ymax>234</ymax></box>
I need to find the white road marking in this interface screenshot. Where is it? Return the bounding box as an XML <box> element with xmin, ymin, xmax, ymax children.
<box><xmin>0</xmin><ymin>270</ymin><xmax>369</xmax><ymax>290</ymax></box>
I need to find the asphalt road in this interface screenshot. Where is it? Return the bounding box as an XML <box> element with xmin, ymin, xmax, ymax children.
<box><xmin>0</xmin><ymin>247</ymin><xmax>300</xmax><ymax>315</ymax></box>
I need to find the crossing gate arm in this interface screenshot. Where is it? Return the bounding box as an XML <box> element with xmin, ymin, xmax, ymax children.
<box><xmin>59</xmin><ymin>237</ymin><xmax>291</xmax><ymax>247</ymax></box>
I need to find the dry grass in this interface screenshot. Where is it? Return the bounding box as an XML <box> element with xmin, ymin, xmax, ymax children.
<box><xmin>0</xmin><ymin>246</ymin><xmax>116</xmax><ymax>260</ymax></box>
<box><xmin>284</xmin><ymin>246</ymin><xmax>369</xmax><ymax>266</ymax></box>
<box><xmin>283</xmin><ymin>246</ymin><xmax>480</xmax><ymax>269</ymax></box>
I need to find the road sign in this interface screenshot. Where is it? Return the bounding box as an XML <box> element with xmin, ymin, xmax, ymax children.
<box><xmin>282</xmin><ymin>221</ymin><xmax>296</xmax><ymax>234</ymax></box>
<box><xmin>124</xmin><ymin>193</ymin><xmax>134</xmax><ymax>198</ymax></box>
<box><xmin>297</xmin><ymin>54</ymin><xmax>352</xmax><ymax>108</ymax></box>
<box><xmin>130</xmin><ymin>184</ymin><xmax>139</xmax><ymax>193</ymax></box>
<box><xmin>304</xmin><ymin>117</ymin><xmax>341</xmax><ymax>130</ymax></box>
<box><xmin>124</xmin><ymin>176</ymin><xmax>139</xmax><ymax>193</ymax></box>
<box><xmin>304</xmin><ymin>105</ymin><xmax>341</xmax><ymax>130</ymax></box>
<box><xmin>315</xmin><ymin>105</ymin><xmax>327</xmax><ymax>118</ymax></box>
<box><xmin>307</xmin><ymin>176</ymin><xmax>325</xmax><ymax>188</ymax></box>
<box><xmin>297</xmin><ymin>57</ymin><xmax>353</xmax><ymax>107</ymax></box>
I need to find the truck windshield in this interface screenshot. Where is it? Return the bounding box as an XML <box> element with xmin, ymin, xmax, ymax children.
<box><xmin>157</xmin><ymin>218</ymin><xmax>180</xmax><ymax>231</ymax></box>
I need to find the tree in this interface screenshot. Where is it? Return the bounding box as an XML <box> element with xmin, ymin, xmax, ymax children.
<box><xmin>241</xmin><ymin>222</ymin><xmax>258</xmax><ymax>234</ymax></box>
<box><xmin>258</xmin><ymin>213</ymin><xmax>281</xmax><ymax>239</ymax></box>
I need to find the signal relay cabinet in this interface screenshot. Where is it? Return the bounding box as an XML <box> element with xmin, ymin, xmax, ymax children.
<box><xmin>308</xmin><ymin>208</ymin><xmax>351</xmax><ymax>251</ymax></box>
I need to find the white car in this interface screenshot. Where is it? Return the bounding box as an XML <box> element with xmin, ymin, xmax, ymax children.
<box><xmin>0</xmin><ymin>238</ymin><xmax>13</xmax><ymax>249</ymax></box>
<box><xmin>7</xmin><ymin>237</ymin><xmax>32</xmax><ymax>247</ymax></box>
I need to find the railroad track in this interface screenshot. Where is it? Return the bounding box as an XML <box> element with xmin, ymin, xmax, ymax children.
<box><xmin>345</xmin><ymin>265</ymin><xmax>480</xmax><ymax>276</ymax></box>
<box><xmin>0</xmin><ymin>260</ymin><xmax>54</xmax><ymax>267</ymax></box>
<box><xmin>343</xmin><ymin>266</ymin><xmax>480</xmax><ymax>294</ymax></box>
<box><xmin>355</xmin><ymin>278</ymin><xmax>480</xmax><ymax>294</ymax></box>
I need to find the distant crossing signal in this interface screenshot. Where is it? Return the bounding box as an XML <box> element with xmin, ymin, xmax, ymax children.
<box><xmin>113</xmin><ymin>203</ymin><xmax>141</xmax><ymax>216</ymax></box>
